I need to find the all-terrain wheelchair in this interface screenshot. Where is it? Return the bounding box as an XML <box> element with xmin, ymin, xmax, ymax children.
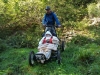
<box><xmin>29</xmin><ymin>25</ymin><xmax>65</xmax><ymax>66</ymax></box>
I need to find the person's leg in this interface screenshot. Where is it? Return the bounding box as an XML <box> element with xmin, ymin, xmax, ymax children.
<box><xmin>45</xmin><ymin>27</ymin><xmax>51</xmax><ymax>32</ymax></box>
<box><xmin>51</xmin><ymin>27</ymin><xmax>57</xmax><ymax>36</ymax></box>
<box><xmin>44</xmin><ymin>49</ymin><xmax>51</xmax><ymax>60</ymax></box>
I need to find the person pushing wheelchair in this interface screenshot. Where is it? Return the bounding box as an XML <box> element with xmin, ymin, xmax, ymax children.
<box><xmin>42</xmin><ymin>6</ymin><xmax>61</xmax><ymax>36</ymax></box>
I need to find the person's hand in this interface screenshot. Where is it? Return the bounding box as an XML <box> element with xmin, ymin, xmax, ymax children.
<box><xmin>43</xmin><ymin>24</ymin><xmax>46</xmax><ymax>26</ymax></box>
<box><xmin>42</xmin><ymin>24</ymin><xmax>46</xmax><ymax>28</ymax></box>
<box><xmin>58</xmin><ymin>25</ymin><xmax>61</xmax><ymax>28</ymax></box>
<box><xmin>56</xmin><ymin>25</ymin><xmax>61</xmax><ymax>28</ymax></box>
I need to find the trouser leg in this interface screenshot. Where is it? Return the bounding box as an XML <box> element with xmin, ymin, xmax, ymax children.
<box><xmin>51</xmin><ymin>27</ymin><xmax>57</xmax><ymax>36</ymax></box>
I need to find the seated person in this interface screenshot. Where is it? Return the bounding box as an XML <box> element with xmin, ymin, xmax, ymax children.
<box><xmin>36</xmin><ymin>31</ymin><xmax>59</xmax><ymax>63</ymax></box>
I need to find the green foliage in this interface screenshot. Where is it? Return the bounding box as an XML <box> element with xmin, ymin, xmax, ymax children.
<box><xmin>86</xmin><ymin>25</ymin><xmax>100</xmax><ymax>45</ymax></box>
<box><xmin>2</xmin><ymin>0</ymin><xmax>8</xmax><ymax>3</ymax></box>
<box><xmin>62</xmin><ymin>17</ymin><xmax>89</xmax><ymax>29</ymax></box>
<box><xmin>0</xmin><ymin>39</ymin><xmax>8</xmax><ymax>53</ymax></box>
<box><xmin>68</xmin><ymin>0</ymin><xmax>95</xmax><ymax>8</ymax></box>
<box><xmin>0</xmin><ymin>40</ymin><xmax>100</xmax><ymax>75</ymax></box>
<box><xmin>0</xmin><ymin>0</ymin><xmax>45</xmax><ymax>49</ymax></box>
<box><xmin>6</xmin><ymin>30</ymin><xmax>40</xmax><ymax>48</ymax></box>
<box><xmin>70</xmin><ymin>35</ymin><xmax>92</xmax><ymax>46</ymax></box>
<box><xmin>0</xmin><ymin>0</ymin><xmax>97</xmax><ymax>43</ymax></box>
<box><xmin>87</xmin><ymin>63</ymin><xmax>100</xmax><ymax>75</ymax></box>
<box><xmin>76</xmin><ymin>49</ymin><xmax>95</xmax><ymax>67</ymax></box>
<box><xmin>0</xmin><ymin>26</ymin><xmax>14</xmax><ymax>39</ymax></box>
<box><xmin>94</xmin><ymin>37</ymin><xmax>100</xmax><ymax>45</ymax></box>
<box><xmin>66</xmin><ymin>42</ymin><xmax>100</xmax><ymax>74</ymax></box>
<box><xmin>0</xmin><ymin>0</ymin><xmax>93</xmax><ymax>32</ymax></box>
<box><xmin>0</xmin><ymin>48</ymin><xmax>32</xmax><ymax>75</ymax></box>
<box><xmin>87</xmin><ymin>2</ymin><xmax>100</xmax><ymax>17</ymax></box>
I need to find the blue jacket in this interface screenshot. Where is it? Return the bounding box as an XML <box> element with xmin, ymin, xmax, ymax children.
<box><xmin>42</xmin><ymin>12</ymin><xmax>61</xmax><ymax>26</ymax></box>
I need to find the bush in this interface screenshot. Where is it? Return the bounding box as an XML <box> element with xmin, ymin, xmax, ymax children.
<box><xmin>70</xmin><ymin>35</ymin><xmax>92</xmax><ymax>46</ymax></box>
<box><xmin>87</xmin><ymin>2</ymin><xmax>100</xmax><ymax>17</ymax></box>
<box><xmin>6</xmin><ymin>31</ymin><xmax>39</xmax><ymax>48</ymax></box>
<box><xmin>0</xmin><ymin>39</ymin><xmax>8</xmax><ymax>53</ymax></box>
<box><xmin>94</xmin><ymin>37</ymin><xmax>100</xmax><ymax>45</ymax></box>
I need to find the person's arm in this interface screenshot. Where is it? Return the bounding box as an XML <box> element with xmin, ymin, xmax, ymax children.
<box><xmin>52</xmin><ymin>36</ymin><xmax>59</xmax><ymax>45</ymax></box>
<box><xmin>42</xmin><ymin>14</ymin><xmax>46</xmax><ymax>26</ymax></box>
<box><xmin>53</xmin><ymin>13</ymin><xmax>61</xmax><ymax>27</ymax></box>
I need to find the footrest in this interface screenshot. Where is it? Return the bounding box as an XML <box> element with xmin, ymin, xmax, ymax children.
<box><xmin>35</xmin><ymin>53</ymin><xmax>46</xmax><ymax>60</ymax></box>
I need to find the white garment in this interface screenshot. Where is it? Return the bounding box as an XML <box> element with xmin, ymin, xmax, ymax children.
<box><xmin>38</xmin><ymin>34</ymin><xmax>59</xmax><ymax>60</ymax></box>
<box><xmin>37</xmin><ymin>31</ymin><xmax>59</xmax><ymax>60</ymax></box>
<box><xmin>37</xmin><ymin>45</ymin><xmax>51</xmax><ymax>60</ymax></box>
<box><xmin>38</xmin><ymin>43</ymin><xmax>58</xmax><ymax>60</ymax></box>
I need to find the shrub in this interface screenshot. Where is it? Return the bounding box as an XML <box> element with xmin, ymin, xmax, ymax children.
<box><xmin>87</xmin><ymin>3</ymin><xmax>100</xmax><ymax>18</ymax></box>
<box><xmin>70</xmin><ymin>35</ymin><xmax>92</xmax><ymax>46</ymax></box>
<box><xmin>94</xmin><ymin>37</ymin><xmax>100</xmax><ymax>45</ymax></box>
<box><xmin>6</xmin><ymin>31</ymin><xmax>39</xmax><ymax>48</ymax></box>
<box><xmin>0</xmin><ymin>39</ymin><xmax>8</xmax><ymax>53</ymax></box>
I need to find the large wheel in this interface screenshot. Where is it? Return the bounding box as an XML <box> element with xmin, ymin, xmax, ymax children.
<box><xmin>29</xmin><ymin>51</ymin><xmax>36</xmax><ymax>66</ymax></box>
<box><xmin>61</xmin><ymin>41</ymin><xmax>65</xmax><ymax>52</ymax></box>
<box><xmin>57</xmin><ymin>50</ymin><xmax>61</xmax><ymax>64</ymax></box>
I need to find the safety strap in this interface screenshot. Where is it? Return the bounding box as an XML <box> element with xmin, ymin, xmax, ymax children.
<box><xmin>42</xmin><ymin>36</ymin><xmax>53</xmax><ymax>44</ymax></box>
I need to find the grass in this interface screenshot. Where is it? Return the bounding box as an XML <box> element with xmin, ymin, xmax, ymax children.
<box><xmin>0</xmin><ymin>41</ymin><xmax>100</xmax><ymax>75</ymax></box>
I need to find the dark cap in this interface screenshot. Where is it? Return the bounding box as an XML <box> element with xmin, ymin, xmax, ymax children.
<box><xmin>45</xmin><ymin>6</ymin><xmax>50</xmax><ymax>10</ymax></box>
